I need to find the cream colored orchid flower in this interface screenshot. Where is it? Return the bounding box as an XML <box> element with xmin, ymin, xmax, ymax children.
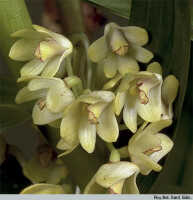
<box><xmin>113</xmin><ymin>62</ymin><xmax>179</xmax><ymax>133</ymax></box>
<box><xmin>84</xmin><ymin>161</ymin><xmax>140</xmax><ymax>194</ymax></box>
<box><xmin>128</xmin><ymin>120</ymin><xmax>173</xmax><ymax>175</ymax></box>
<box><xmin>15</xmin><ymin>76</ymin><xmax>118</xmax><ymax>154</ymax></box>
<box><xmin>114</xmin><ymin>68</ymin><xmax>163</xmax><ymax>133</ymax></box>
<box><xmin>9</xmin><ymin>25</ymin><xmax>73</xmax><ymax>81</ymax></box>
<box><xmin>15</xmin><ymin>77</ymin><xmax>76</xmax><ymax>125</ymax></box>
<box><xmin>88</xmin><ymin>22</ymin><xmax>153</xmax><ymax>78</ymax></box>
<box><xmin>58</xmin><ymin>90</ymin><xmax>119</xmax><ymax>154</ymax></box>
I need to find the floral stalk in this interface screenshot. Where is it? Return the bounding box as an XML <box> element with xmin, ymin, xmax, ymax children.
<box><xmin>56</xmin><ymin>0</ymin><xmax>85</xmax><ymax>34</ymax></box>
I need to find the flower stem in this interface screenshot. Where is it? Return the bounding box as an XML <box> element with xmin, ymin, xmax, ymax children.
<box><xmin>56</xmin><ymin>0</ymin><xmax>85</xmax><ymax>34</ymax></box>
<box><xmin>106</xmin><ymin>142</ymin><xmax>116</xmax><ymax>152</ymax></box>
<box><xmin>66</xmin><ymin>56</ymin><xmax>79</xmax><ymax>96</ymax></box>
<box><xmin>57</xmin><ymin>0</ymin><xmax>93</xmax><ymax>89</ymax></box>
<box><xmin>106</xmin><ymin>143</ymin><xmax>121</xmax><ymax>162</ymax></box>
<box><xmin>119</xmin><ymin>124</ymin><xmax>128</xmax><ymax>131</ymax></box>
<box><xmin>0</xmin><ymin>0</ymin><xmax>32</xmax><ymax>78</ymax></box>
<box><xmin>69</xmin><ymin>33</ymin><xmax>93</xmax><ymax>89</ymax></box>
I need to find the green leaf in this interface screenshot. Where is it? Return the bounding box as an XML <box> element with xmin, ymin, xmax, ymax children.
<box><xmin>82</xmin><ymin>0</ymin><xmax>132</xmax><ymax>20</ymax></box>
<box><xmin>0</xmin><ymin>104</ymin><xmax>31</xmax><ymax>134</ymax></box>
<box><xmin>0</xmin><ymin>0</ymin><xmax>32</xmax><ymax>77</ymax></box>
<box><xmin>0</xmin><ymin>77</ymin><xmax>31</xmax><ymax>133</ymax></box>
<box><xmin>128</xmin><ymin>0</ymin><xmax>191</xmax><ymax>193</ymax></box>
<box><xmin>149</xmin><ymin>41</ymin><xmax>193</xmax><ymax>193</ymax></box>
<box><xmin>0</xmin><ymin>77</ymin><xmax>18</xmax><ymax>104</ymax></box>
<box><xmin>0</xmin><ymin>77</ymin><xmax>39</xmax><ymax>159</ymax></box>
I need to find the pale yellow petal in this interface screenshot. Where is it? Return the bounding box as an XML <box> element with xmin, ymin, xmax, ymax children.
<box><xmin>146</xmin><ymin>62</ymin><xmax>162</xmax><ymax>75</ymax></box>
<box><xmin>122</xmin><ymin>26</ymin><xmax>148</xmax><ymax>46</ymax></box>
<box><xmin>79</xmin><ymin>91</ymin><xmax>114</xmax><ymax>104</ymax></box>
<box><xmin>123</xmin><ymin>95</ymin><xmax>138</xmax><ymax>133</ymax></box>
<box><xmin>78</xmin><ymin>94</ymin><xmax>102</xmax><ymax>104</ymax></box>
<box><xmin>109</xmin><ymin>180</ymin><xmax>125</xmax><ymax>194</ymax></box>
<box><xmin>88</xmin><ymin>36</ymin><xmax>108</xmax><ymax>62</ymax></box>
<box><xmin>137</xmin><ymin>81</ymin><xmax>163</xmax><ymax>122</ymax></box>
<box><xmin>28</xmin><ymin>77</ymin><xmax>64</xmax><ymax>91</ymax></box>
<box><xmin>114</xmin><ymin>92</ymin><xmax>127</xmax><ymax>116</ymax></box>
<box><xmin>161</xmin><ymin>75</ymin><xmax>179</xmax><ymax>119</ymax></box>
<box><xmin>131</xmin><ymin>153</ymin><xmax>162</xmax><ymax>175</ymax></box>
<box><xmin>103</xmin><ymin>54</ymin><xmax>118</xmax><ymax>78</ymax></box>
<box><xmin>32</xmin><ymin>99</ymin><xmax>62</xmax><ymax>125</ymax></box>
<box><xmin>49</xmin><ymin>32</ymin><xmax>73</xmax><ymax>50</ymax></box>
<box><xmin>20</xmin><ymin>184</ymin><xmax>65</xmax><ymax>194</ymax></box>
<box><xmin>97</xmin><ymin>104</ymin><xmax>119</xmax><ymax>142</ymax></box>
<box><xmin>150</xmin><ymin>133</ymin><xmax>173</xmax><ymax>163</ymax></box>
<box><xmin>46</xmin><ymin>85</ymin><xmax>74</xmax><ymax>113</ymax></box>
<box><xmin>103</xmin><ymin>74</ymin><xmax>122</xmax><ymax>90</ymax></box>
<box><xmin>20</xmin><ymin>58</ymin><xmax>48</xmax><ymax>77</ymax></box>
<box><xmin>60</xmin><ymin>102</ymin><xmax>80</xmax><ymax>149</ymax></box>
<box><xmin>79</xmin><ymin>107</ymin><xmax>96</xmax><ymax>153</ymax></box>
<box><xmin>141</xmin><ymin>120</ymin><xmax>172</xmax><ymax>136</ymax></box>
<box><xmin>118</xmin><ymin>74</ymin><xmax>135</xmax><ymax>93</ymax></box>
<box><xmin>91</xmin><ymin>91</ymin><xmax>115</xmax><ymax>102</ymax></box>
<box><xmin>11</xmin><ymin>28</ymin><xmax>50</xmax><ymax>40</ymax></box>
<box><xmin>41</xmin><ymin>56</ymin><xmax>63</xmax><ymax>77</ymax></box>
<box><xmin>129</xmin><ymin>134</ymin><xmax>161</xmax><ymax>154</ymax></box>
<box><xmin>129</xmin><ymin>43</ymin><xmax>153</xmax><ymax>63</ymax></box>
<box><xmin>95</xmin><ymin>162</ymin><xmax>139</xmax><ymax>188</ymax></box>
<box><xmin>15</xmin><ymin>87</ymin><xmax>47</xmax><ymax>104</ymax></box>
<box><xmin>9</xmin><ymin>39</ymin><xmax>40</xmax><ymax>61</ymax></box>
<box><xmin>117</xmin><ymin>56</ymin><xmax>139</xmax><ymax>76</ymax></box>
<box><xmin>33</xmin><ymin>25</ymin><xmax>73</xmax><ymax>50</ymax></box>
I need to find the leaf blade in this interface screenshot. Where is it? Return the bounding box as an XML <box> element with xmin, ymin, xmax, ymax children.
<box><xmin>83</xmin><ymin>0</ymin><xmax>132</xmax><ymax>20</ymax></box>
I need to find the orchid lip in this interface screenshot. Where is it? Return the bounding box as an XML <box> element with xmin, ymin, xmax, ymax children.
<box><xmin>143</xmin><ymin>146</ymin><xmax>162</xmax><ymax>156</ymax></box>
<box><xmin>113</xmin><ymin>45</ymin><xmax>129</xmax><ymax>56</ymax></box>
<box><xmin>88</xmin><ymin>109</ymin><xmax>98</xmax><ymax>124</ymax></box>
<box><xmin>37</xmin><ymin>99</ymin><xmax>46</xmax><ymax>110</ymax></box>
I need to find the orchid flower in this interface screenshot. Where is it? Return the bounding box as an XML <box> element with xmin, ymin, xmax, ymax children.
<box><xmin>114</xmin><ymin>68</ymin><xmax>163</xmax><ymax>133</ymax></box>
<box><xmin>88</xmin><ymin>23</ymin><xmax>153</xmax><ymax>78</ymax></box>
<box><xmin>58</xmin><ymin>90</ymin><xmax>119</xmax><ymax>154</ymax></box>
<box><xmin>112</xmin><ymin>62</ymin><xmax>179</xmax><ymax>133</ymax></box>
<box><xmin>16</xmin><ymin>77</ymin><xmax>118</xmax><ymax>154</ymax></box>
<box><xmin>128</xmin><ymin>120</ymin><xmax>173</xmax><ymax>175</ymax></box>
<box><xmin>84</xmin><ymin>161</ymin><xmax>140</xmax><ymax>194</ymax></box>
<box><xmin>9</xmin><ymin>25</ymin><xmax>73</xmax><ymax>81</ymax></box>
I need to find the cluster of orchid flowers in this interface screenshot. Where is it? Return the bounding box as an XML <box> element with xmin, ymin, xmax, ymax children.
<box><xmin>9</xmin><ymin>23</ymin><xmax>179</xmax><ymax>194</ymax></box>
